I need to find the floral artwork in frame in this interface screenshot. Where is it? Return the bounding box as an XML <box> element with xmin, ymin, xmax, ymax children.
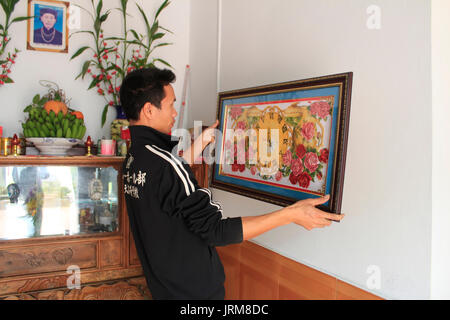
<box><xmin>211</xmin><ymin>73</ymin><xmax>353</xmax><ymax>214</ymax></box>
<box><xmin>27</xmin><ymin>0</ymin><xmax>69</xmax><ymax>53</ymax></box>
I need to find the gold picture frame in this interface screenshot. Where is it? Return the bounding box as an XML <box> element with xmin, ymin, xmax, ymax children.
<box><xmin>27</xmin><ymin>0</ymin><xmax>69</xmax><ymax>53</ymax></box>
<box><xmin>211</xmin><ymin>73</ymin><xmax>353</xmax><ymax>214</ymax></box>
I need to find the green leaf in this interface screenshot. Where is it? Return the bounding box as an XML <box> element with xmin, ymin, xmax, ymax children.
<box><xmin>101</xmin><ymin>103</ymin><xmax>109</xmax><ymax>127</ymax></box>
<box><xmin>10</xmin><ymin>16</ymin><xmax>32</xmax><ymax>24</ymax></box>
<box><xmin>76</xmin><ymin>60</ymin><xmax>92</xmax><ymax>80</ymax></box>
<box><xmin>149</xmin><ymin>20</ymin><xmax>159</xmax><ymax>37</ymax></box>
<box><xmin>70</xmin><ymin>46</ymin><xmax>91</xmax><ymax>60</ymax></box>
<box><xmin>104</xmin><ymin>36</ymin><xmax>124</xmax><ymax>41</ymax></box>
<box><xmin>94</xmin><ymin>19</ymin><xmax>101</xmax><ymax>35</ymax></box>
<box><xmin>159</xmin><ymin>26</ymin><xmax>173</xmax><ymax>34</ymax></box>
<box><xmin>39</xmin><ymin>96</ymin><xmax>48</xmax><ymax>105</ymax></box>
<box><xmin>136</xmin><ymin>3</ymin><xmax>151</xmax><ymax>40</ymax></box>
<box><xmin>120</xmin><ymin>0</ymin><xmax>128</xmax><ymax>12</ymax></box>
<box><xmin>154</xmin><ymin>58</ymin><xmax>172</xmax><ymax>68</ymax></box>
<box><xmin>155</xmin><ymin>0</ymin><xmax>170</xmax><ymax>20</ymax></box>
<box><xmin>152</xmin><ymin>32</ymin><xmax>165</xmax><ymax>41</ymax></box>
<box><xmin>0</xmin><ymin>1</ymin><xmax>9</xmax><ymax>16</ymax></box>
<box><xmin>69</xmin><ymin>30</ymin><xmax>95</xmax><ymax>39</ymax></box>
<box><xmin>32</xmin><ymin>94</ymin><xmax>40</xmax><ymax>104</ymax></box>
<box><xmin>87</xmin><ymin>77</ymin><xmax>100</xmax><ymax>90</ymax></box>
<box><xmin>129</xmin><ymin>29</ymin><xmax>140</xmax><ymax>41</ymax></box>
<box><xmin>96</xmin><ymin>0</ymin><xmax>103</xmax><ymax>18</ymax></box>
<box><xmin>4</xmin><ymin>76</ymin><xmax>13</xmax><ymax>83</ymax></box>
<box><xmin>124</xmin><ymin>40</ymin><xmax>144</xmax><ymax>47</ymax></box>
<box><xmin>99</xmin><ymin>11</ymin><xmax>110</xmax><ymax>23</ymax></box>
<box><xmin>152</xmin><ymin>42</ymin><xmax>172</xmax><ymax>50</ymax></box>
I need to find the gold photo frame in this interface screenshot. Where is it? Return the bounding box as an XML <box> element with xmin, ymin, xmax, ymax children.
<box><xmin>27</xmin><ymin>0</ymin><xmax>69</xmax><ymax>53</ymax></box>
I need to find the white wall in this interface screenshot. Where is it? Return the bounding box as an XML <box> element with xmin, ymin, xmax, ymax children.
<box><xmin>191</xmin><ymin>0</ymin><xmax>432</xmax><ymax>299</ymax></box>
<box><xmin>0</xmin><ymin>0</ymin><xmax>190</xmax><ymax>141</ymax></box>
<box><xmin>188</xmin><ymin>0</ymin><xmax>219</xmax><ymax>129</ymax></box>
<box><xmin>430</xmin><ymin>0</ymin><xmax>450</xmax><ymax>300</ymax></box>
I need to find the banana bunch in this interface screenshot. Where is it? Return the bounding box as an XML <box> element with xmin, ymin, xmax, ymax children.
<box><xmin>22</xmin><ymin>107</ymin><xmax>86</xmax><ymax>140</ymax></box>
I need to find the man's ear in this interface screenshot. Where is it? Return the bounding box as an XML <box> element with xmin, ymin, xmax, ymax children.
<box><xmin>141</xmin><ymin>102</ymin><xmax>156</xmax><ymax>121</ymax></box>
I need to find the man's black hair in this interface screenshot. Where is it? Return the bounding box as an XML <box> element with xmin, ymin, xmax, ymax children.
<box><xmin>119</xmin><ymin>67</ymin><xmax>176</xmax><ymax>121</ymax></box>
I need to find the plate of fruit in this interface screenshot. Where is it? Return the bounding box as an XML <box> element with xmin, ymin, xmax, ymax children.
<box><xmin>22</xmin><ymin>82</ymin><xmax>86</xmax><ymax>156</ymax></box>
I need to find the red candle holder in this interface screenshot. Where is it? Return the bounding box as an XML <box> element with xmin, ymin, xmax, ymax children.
<box><xmin>85</xmin><ymin>136</ymin><xmax>93</xmax><ymax>156</ymax></box>
<box><xmin>11</xmin><ymin>134</ymin><xmax>19</xmax><ymax>156</ymax></box>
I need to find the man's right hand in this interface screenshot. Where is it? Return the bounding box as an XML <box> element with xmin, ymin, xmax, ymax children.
<box><xmin>285</xmin><ymin>195</ymin><xmax>344</xmax><ymax>230</ymax></box>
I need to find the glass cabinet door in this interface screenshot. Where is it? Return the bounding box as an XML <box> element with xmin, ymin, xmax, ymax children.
<box><xmin>0</xmin><ymin>166</ymin><xmax>119</xmax><ymax>240</ymax></box>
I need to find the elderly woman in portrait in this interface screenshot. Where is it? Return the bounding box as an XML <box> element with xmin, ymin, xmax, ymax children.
<box><xmin>33</xmin><ymin>7</ymin><xmax>63</xmax><ymax>46</ymax></box>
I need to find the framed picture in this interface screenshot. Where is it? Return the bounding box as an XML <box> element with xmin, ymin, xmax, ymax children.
<box><xmin>27</xmin><ymin>0</ymin><xmax>69</xmax><ymax>53</ymax></box>
<box><xmin>211</xmin><ymin>72</ymin><xmax>353</xmax><ymax>213</ymax></box>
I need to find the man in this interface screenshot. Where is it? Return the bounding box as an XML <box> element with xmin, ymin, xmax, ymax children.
<box><xmin>120</xmin><ymin>67</ymin><xmax>344</xmax><ymax>300</ymax></box>
<box><xmin>33</xmin><ymin>7</ymin><xmax>63</xmax><ymax>46</ymax></box>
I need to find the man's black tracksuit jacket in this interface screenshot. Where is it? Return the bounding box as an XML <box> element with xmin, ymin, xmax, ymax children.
<box><xmin>123</xmin><ymin>125</ymin><xmax>243</xmax><ymax>299</ymax></box>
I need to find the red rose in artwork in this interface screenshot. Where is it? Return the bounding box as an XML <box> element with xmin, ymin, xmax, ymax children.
<box><xmin>319</xmin><ymin>148</ymin><xmax>329</xmax><ymax>164</ymax></box>
<box><xmin>304</xmin><ymin>152</ymin><xmax>319</xmax><ymax>172</ymax></box>
<box><xmin>275</xmin><ymin>171</ymin><xmax>282</xmax><ymax>181</ymax></box>
<box><xmin>289</xmin><ymin>172</ymin><xmax>298</xmax><ymax>185</ymax></box>
<box><xmin>282</xmin><ymin>150</ymin><xmax>293</xmax><ymax>166</ymax></box>
<box><xmin>231</xmin><ymin>163</ymin><xmax>239</xmax><ymax>172</ymax></box>
<box><xmin>230</xmin><ymin>106</ymin><xmax>243</xmax><ymax>120</ymax></box>
<box><xmin>295</xmin><ymin>144</ymin><xmax>306</xmax><ymax>159</ymax></box>
<box><xmin>236</xmin><ymin>121</ymin><xmax>247</xmax><ymax>130</ymax></box>
<box><xmin>239</xmin><ymin>164</ymin><xmax>246</xmax><ymax>172</ymax></box>
<box><xmin>291</xmin><ymin>158</ymin><xmax>304</xmax><ymax>177</ymax></box>
<box><xmin>250</xmin><ymin>166</ymin><xmax>257</xmax><ymax>175</ymax></box>
<box><xmin>298</xmin><ymin>172</ymin><xmax>312</xmax><ymax>189</ymax></box>
<box><xmin>310</xmin><ymin>101</ymin><xmax>331</xmax><ymax>119</ymax></box>
<box><xmin>301</xmin><ymin>122</ymin><xmax>315</xmax><ymax>141</ymax></box>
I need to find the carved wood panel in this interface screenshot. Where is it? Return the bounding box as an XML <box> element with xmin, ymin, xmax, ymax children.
<box><xmin>100</xmin><ymin>239</ymin><xmax>122</xmax><ymax>268</ymax></box>
<box><xmin>1</xmin><ymin>277</ymin><xmax>151</xmax><ymax>300</ymax></box>
<box><xmin>0</xmin><ymin>242</ymin><xmax>97</xmax><ymax>278</ymax></box>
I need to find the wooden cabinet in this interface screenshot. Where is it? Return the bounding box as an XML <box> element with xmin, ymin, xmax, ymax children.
<box><xmin>0</xmin><ymin>156</ymin><xmax>148</xmax><ymax>300</ymax></box>
<box><xmin>0</xmin><ymin>156</ymin><xmax>209</xmax><ymax>300</ymax></box>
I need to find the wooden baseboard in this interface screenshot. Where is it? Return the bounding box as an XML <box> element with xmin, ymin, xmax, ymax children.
<box><xmin>217</xmin><ymin>241</ymin><xmax>383</xmax><ymax>300</ymax></box>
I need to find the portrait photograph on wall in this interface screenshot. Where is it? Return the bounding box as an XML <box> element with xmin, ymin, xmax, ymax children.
<box><xmin>27</xmin><ymin>0</ymin><xmax>69</xmax><ymax>53</ymax></box>
<box><xmin>211</xmin><ymin>73</ymin><xmax>353</xmax><ymax>214</ymax></box>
